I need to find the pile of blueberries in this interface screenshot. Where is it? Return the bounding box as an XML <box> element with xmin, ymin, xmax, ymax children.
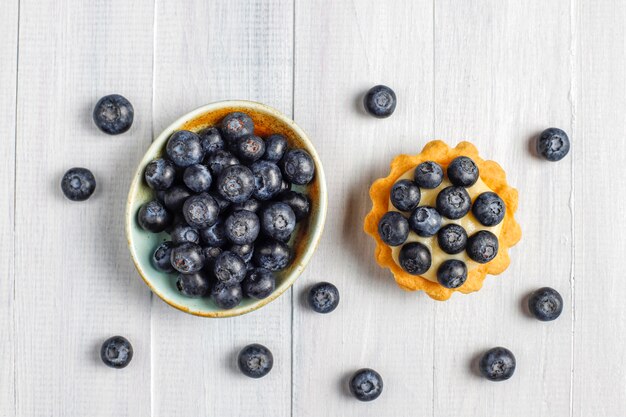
<box><xmin>137</xmin><ymin>111</ymin><xmax>315</xmax><ymax>309</ymax></box>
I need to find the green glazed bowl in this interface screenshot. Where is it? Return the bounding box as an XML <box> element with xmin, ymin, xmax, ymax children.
<box><xmin>126</xmin><ymin>100</ymin><xmax>328</xmax><ymax>317</ymax></box>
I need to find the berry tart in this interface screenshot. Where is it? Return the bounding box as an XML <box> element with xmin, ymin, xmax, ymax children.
<box><xmin>364</xmin><ymin>140</ymin><xmax>521</xmax><ymax>301</ymax></box>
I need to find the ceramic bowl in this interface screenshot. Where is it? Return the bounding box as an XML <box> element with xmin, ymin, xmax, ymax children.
<box><xmin>126</xmin><ymin>100</ymin><xmax>327</xmax><ymax>317</ymax></box>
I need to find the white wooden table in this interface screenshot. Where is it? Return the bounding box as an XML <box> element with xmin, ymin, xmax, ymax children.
<box><xmin>1</xmin><ymin>0</ymin><xmax>623</xmax><ymax>415</ymax></box>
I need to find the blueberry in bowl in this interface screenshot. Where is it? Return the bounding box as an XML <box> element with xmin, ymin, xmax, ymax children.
<box><xmin>126</xmin><ymin>101</ymin><xmax>327</xmax><ymax>317</ymax></box>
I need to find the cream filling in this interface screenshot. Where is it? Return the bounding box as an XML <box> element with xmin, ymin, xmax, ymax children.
<box><xmin>388</xmin><ymin>169</ymin><xmax>503</xmax><ymax>282</ymax></box>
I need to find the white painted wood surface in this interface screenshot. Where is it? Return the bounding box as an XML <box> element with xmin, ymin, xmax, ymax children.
<box><xmin>2</xmin><ymin>0</ymin><xmax>625</xmax><ymax>416</ymax></box>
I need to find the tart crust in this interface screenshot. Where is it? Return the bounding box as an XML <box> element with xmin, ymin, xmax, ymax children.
<box><xmin>364</xmin><ymin>140</ymin><xmax>521</xmax><ymax>301</ymax></box>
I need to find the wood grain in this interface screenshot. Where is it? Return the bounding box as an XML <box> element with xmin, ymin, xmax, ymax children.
<box><xmin>0</xmin><ymin>1</ymin><xmax>19</xmax><ymax>416</ymax></box>
<box><xmin>293</xmin><ymin>0</ymin><xmax>435</xmax><ymax>415</ymax></box>
<box><xmin>13</xmin><ymin>1</ymin><xmax>154</xmax><ymax>415</ymax></box>
<box><xmin>150</xmin><ymin>1</ymin><xmax>293</xmax><ymax>416</ymax></box>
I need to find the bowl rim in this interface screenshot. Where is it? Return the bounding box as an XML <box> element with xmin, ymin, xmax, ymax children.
<box><xmin>125</xmin><ymin>100</ymin><xmax>328</xmax><ymax>318</ymax></box>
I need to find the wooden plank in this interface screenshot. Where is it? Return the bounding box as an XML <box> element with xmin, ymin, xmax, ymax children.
<box><xmin>150</xmin><ymin>1</ymin><xmax>293</xmax><ymax>416</ymax></box>
<box><xmin>432</xmin><ymin>0</ymin><xmax>573</xmax><ymax>416</ymax></box>
<box><xmin>13</xmin><ymin>1</ymin><xmax>154</xmax><ymax>416</ymax></box>
<box><xmin>0</xmin><ymin>1</ymin><xmax>19</xmax><ymax>416</ymax></box>
<box><xmin>573</xmin><ymin>1</ymin><xmax>626</xmax><ymax>415</ymax></box>
<box><xmin>292</xmin><ymin>1</ymin><xmax>435</xmax><ymax>415</ymax></box>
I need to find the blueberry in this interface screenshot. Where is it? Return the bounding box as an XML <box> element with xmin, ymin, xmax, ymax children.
<box><xmin>349</xmin><ymin>368</ymin><xmax>383</xmax><ymax>401</ymax></box>
<box><xmin>137</xmin><ymin>200</ymin><xmax>172</xmax><ymax>233</ymax></box>
<box><xmin>437</xmin><ymin>259</ymin><xmax>468</xmax><ymax>288</ymax></box>
<box><xmin>414</xmin><ymin>161</ymin><xmax>444</xmax><ymax>189</ymax></box>
<box><xmin>183</xmin><ymin>164</ymin><xmax>212</xmax><ymax>193</ymax></box>
<box><xmin>243</xmin><ymin>268</ymin><xmax>275</xmax><ymax>299</ymax></box>
<box><xmin>528</xmin><ymin>287</ymin><xmax>563</xmax><ymax>321</ymax></box>
<box><xmin>199</xmin><ymin>218</ymin><xmax>228</xmax><ymax>247</ymax></box>
<box><xmin>466</xmin><ymin>230</ymin><xmax>499</xmax><ymax>263</ymax></box>
<box><xmin>224</xmin><ymin>210</ymin><xmax>260</xmax><ymax>245</ymax></box>
<box><xmin>100</xmin><ymin>336</ymin><xmax>133</xmax><ymax>369</ymax></box>
<box><xmin>399</xmin><ymin>242</ymin><xmax>431</xmax><ymax>275</ymax></box>
<box><xmin>263</xmin><ymin>134</ymin><xmax>288</xmax><ymax>162</ymax></box>
<box><xmin>182</xmin><ymin>193</ymin><xmax>219</xmax><ymax>229</ymax></box>
<box><xmin>408</xmin><ymin>206</ymin><xmax>442</xmax><ymax>237</ymax></box>
<box><xmin>213</xmin><ymin>251</ymin><xmax>247</xmax><ymax>284</ymax></box>
<box><xmin>479</xmin><ymin>347</ymin><xmax>516</xmax><ymax>382</ymax></box>
<box><xmin>280</xmin><ymin>149</ymin><xmax>315</xmax><ymax>185</ymax></box>
<box><xmin>537</xmin><ymin>127</ymin><xmax>570</xmax><ymax>161</ymax></box>
<box><xmin>170</xmin><ymin>223</ymin><xmax>200</xmax><ymax>245</ymax></box>
<box><xmin>152</xmin><ymin>241</ymin><xmax>174</xmax><ymax>272</ymax></box>
<box><xmin>436</xmin><ymin>186</ymin><xmax>471</xmax><ymax>219</ymax></box>
<box><xmin>238</xmin><ymin>344</ymin><xmax>273</xmax><ymax>378</ymax></box>
<box><xmin>251</xmin><ymin>160</ymin><xmax>283</xmax><ymax>200</ymax></box>
<box><xmin>377</xmin><ymin>211</ymin><xmax>409</xmax><ymax>246</ymax></box>
<box><xmin>202</xmin><ymin>246</ymin><xmax>223</xmax><ymax>268</ymax></box>
<box><xmin>307</xmin><ymin>282</ymin><xmax>340</xmax><ymax>314</ymax></box>
<box><xmin>253</xmin><ymin>239</ymin><xmax>292</xmax><ymax>271</ymax></box>
<box><xmin>390</xmin><ymin>179</ymin><xmax>421</xmax><ymax>212</ymax></box>
<box><xmin>220</xmin><ymin>112</ymin><xmax>254</xmax><ymax>141</ymax></box>
<box><xmin>235</xmin><ymin>135</ymin><xmax>265</xmax><ymax>163</ymax></box>
<box><xmin>232</xmin><ymin>198</ymin><xmax>261</xmax><ymax>213</ymax></box>
<box><xmin>363</xmin><ymin>84</ymin><xmax>396</xmax><ymax>118</ymax></box>
<box><xmin>261</xmin><ymin>202</ymin><xmax>296</xmax><ymax>242</ymax></box>
<box><xmin>170</xmin><ymin>242</ymin><xmax>204</xmax><ymax>274</ymax></box>
<box><xmin>144</xmin><ymin>159</ymin><xmax>176</xmax><ymax>191</ymax></box>
<box><xmin>447</xmin><ymin>156</ymin><xmax>479</xmax><ymax>187</ymax></box>
<box><xmin>279</xmin><ymin>178</ymin><xmax>291</xmax><ymax>194</ymax></box>
<box><xmin>230</xmin><ymin>243</ymin><xmax>254</xmax><ymax>263</ymax></box>
<box><xmin>93</xmin><ymin>94</ymin><xmax>134</xmax><ymax>135</ymax></box>
<box><xmin>279</xmin><ymin>191</ymin><xmax>310</xmax><ymax>221</ymax></box>
<box><xmin>211</xmin><ymin>282</ymin><xmax>243</xmax><ymax>310</ymax></box>
<box><xmin>217</xmin><ymin>165</ymin><xmax>255</xmax><ymax>203</ymax></box>
<box><xmin>166</xmin><ymin>130</ymin><xmax>204</xmax><ymax>167</ymax></box>
<box><xmin>61</xmin><ymin>167</ymin><xmax>96</xmax><ymax>201</ymax></box>
<box><xmin>206</xmin><ymin>150</ymin><xmax>240</xmax><ymax>176</ymax></box>
<box><xmin>176</xmin><ymin>271</ymin><xmax>211</xmax><ymax>298</ymax></box>
<box><xmin>197</xmin><ymin>127</ymin><xmax>224</xmax><ymax>157</ymax></box>
<box><xmin>209</xmin><ymin>192</ymin><xmax>231</xmax><ymax>213</ymax></box>
<box><xmin>437</xmin><ymin>224</ymin><xmax>468</xmax><ymax>254</ymax></box>
<box><xmin>163</xmin><ymin>185</ymin><xmax>192</xmax><ymax>212</ymax></box>
<box><xmin>472</xmin><ymin>192</ymin><xmax>505</xmax><ymax>226</ymax></box>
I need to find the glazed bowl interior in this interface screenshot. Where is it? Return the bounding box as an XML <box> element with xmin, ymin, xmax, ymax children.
<box><xmin>126</xmin><ymin>100</ymin><xmax>327</xmax><ymax>317</ymax></box>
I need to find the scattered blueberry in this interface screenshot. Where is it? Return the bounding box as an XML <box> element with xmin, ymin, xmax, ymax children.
<box><xmin>307</xmin><ymin>282</ymin><xmax>340</xmax><ymax>314</ymax></box>
<box><xmin>399</xmin><ymin>242</ymin><xmax>431</xmax><ymax>275</ymax></box>
<box><xmin>182</xmin><ymin>193</ymin><xmax>219</xmax><ymax>229</ymax></box>
<box><xmin>166</xmin><ymin>130</ymin><xmax>204</xmax><ymax>167</ymax></box>
<box><xmin>232</xmin><ymin>198</ymin><xmax>261</xmax><ymax>213</ymax></box>
<box><xmin>408</xmin><ymin>206</ymin><xmax>442</xmax><ymax>237</ymax></box>
<box><xmin>61</xmin><ymin>167</ymin><xmax>96</xmax><ymax>201</ymax></box>
<box><xmin>251</xmin><ymin>160</ymin><xmax>283</xmax><ymax>201</ymax></box>
<box><xmin>437</xmin><ymin>224</ymin><xmax>468</xmax><ymax>254</ymax></box>
<box><xmin>206</xmin><ymin>150</ymin><xmax>240</xmax><ymax>176</ymax></box>
<box><xmin>390</xmin><ymin>179</ymin><xmax>421</xmax><ymax>212</ymax></box>
<box><xmin>363</xmin><ymin>85</ymin><xmax>396</xmax><ymax>118</ymax></box>
<box><xmin>436</xmin><ymin>186</ymin><xmax>471</xmax><ymax>219</ymax></box>
<box><xmin>183</xmin><ymin>164</ymin><xmax>212</xmax><ymax>193</ymax></box>
<box><xmin>100</xmin><ymin>336</ymin><xmax>133</xmax><ymax>369</ymax></box>
<box><xmin>279</xmin><ymin>191</ymin><xmax>310</xmax><ymax>222</ymax></box>
<box><xmin>163</xmin><ymin>185</ymin><xmax>192</xmax><ymax>212</ymax></box>
<box><xmin>170</xmin><ymin>223</ymin><xmax>200</xmax><ymax>245</ymax></box>
<box><xmin>414</xmin><ymin>161</ymin><xmax>444</xmax><ymax>189</ymax></box>
<box><xmin>230</xmin><ymin>243</ymin><xmax>254</xmax><ymax>263</ymax></box>
<box><xmin>197</xmin><ymin>127</ymin><xmax>224</xmax><ymax>156</ymax></box>
<box><xmin>466</xmin><ymin>230</ymin><xmax>499</xmax><ymax>264</ymax></box>
<box><xmin>447</xmin><ymin>156</ymin><xmax>479</xmax><ymax>187</ymax></box>
<box><xmin>263</xmin><ymin>134</ymin><xmax>288</xmax><ymax>162</ymax></box>
<box><xmin>93</xmin><ymin>94</ymin><xmax>134</xmax><ymax>135</ymax></box>
<box><xmin>377</xmin><ymin>211</ymin><xmax>410</xmax><ymax>246</ymax></box>
<box><xmin>137</xmin><ymin>200</ymin><xmax>172</xmax><ymax>233</ymax></box>
<box><xmin>176</xmin><ymin>271</ymin><xmax>211</xmax><ymax>298</ymax></box>
<box><xmin>213</xmin><ymin>251</ymin><xmax>247</xmax><ymax>284</ymax></box>
<box><xmin>199</xmin><ymin>218</ymin><xmax>228</xmax><ymax>247</ymax></box>
<box><xmin>216</xmin><ymin>164</ymin><xmax>255</xmax><ymax>203</ymax></box>
<box><xmin>144</xmin><ymin>159</ymin><xmax>176</xmax><ymax>191</ymax></box>
<box><xmin>170</xmin><ymin>242</ymin><xmax>204</xmax><ymax>274</ymax></box>
<box><xmin>261</xmin><ymin>202</ymin><xmax>296</xmax><ymax>242</ymax></box>
<box><xmin>280</xmin><ymin>149</ymin><xmax>315</xmax><ymax>185</ymax></box>
<box><xmin>235</xmin><ymin>135</ymin><xmax>265</xmax><ymax>163</ymax></box>
<box><xmin>225</xmin><ymin>210</ymin><xmax>261</xmax><ymax>245</ymax></box>
<box><xmin>220</xmin><ymin>112</ymin><xmax>255</xmax><ymax>142</ymax></box>
<box><xmin>528</xmin><ymin>287</ymin><xmax>563</xmax><ymax>321</ymax></box>
<box><xmin>211</xmin><ymin>281</ymin><xmax>243</xmax><ymax>309</ymax></box>
<box><xmin>537</xmin><ymin>127</ymin><xmax>570</xmax><ymax>161</ymax></box>
<box><xmin>472</xmin><ymin>192</ymin><xmax>505</xmax><ymax>227</ymax></box>
<box><xmin>479</xmin><ymin>347</ymin><xmax>516</xmax><ymax>382</ymax></box>
<box><xmin>243</xmin><ymin>268</ymin><xmax>276</xmax><ymax>299</ymax></box>
<box><xmin>349</xmin><ymin>368</ymin><xmax>383</xmax><ymax>401</ymax></box>
<box><xmin>152</xmin><ymin>241</ymin><xmax>174</xmax><ymax>272</ymax></box>
<box><xmin>437</xmin><ymin>259</ymin><xmax>468</xmax><ymax>288</ymax></box>
<box><xmin>238</xmin><ymin>344</ymin><xmax>273</xmax><ymax>378</ymax></box>
<box><xmin>253</xmin><ymin>239</ymin><xmax>291</xmax><ymax>271</ymax></box>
